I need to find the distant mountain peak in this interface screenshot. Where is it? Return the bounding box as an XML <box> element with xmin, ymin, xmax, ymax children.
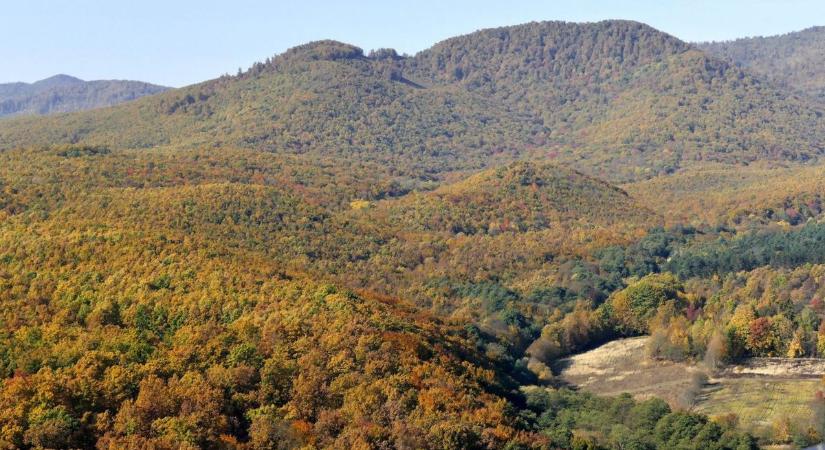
<box><xmin>0</xmin><ymin>75</ymin><xmax>169</xmax><ymax>118</ymax></box>
<box><xmin>407</xmin><ymin>19</ymin><xmax>691</xmax><ymax>87</ymax></box>
<box><xmin>35</xmin><ymin>74</ymin><xmax>84</xmax><ymax>86</ymax></box>
<box><xmin>281</xmin><ymin>40</ymin><xmax>365</xmax><ymax>62</ymax></box>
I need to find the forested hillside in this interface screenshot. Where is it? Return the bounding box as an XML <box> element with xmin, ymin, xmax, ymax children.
<box><xmin>407</xmin><ymin>21</ymin><xmax>825</xmax><ymax>177</ymax></box>
<box><xmin>625</xmin><ymin>162</ymin><xmax>825</xmax><ymax>228</ymax></box>
<box><xmin>0</xmin><ymin>144</ymin><xmax>759</xmax><ymax>449</ymax></box>
<box><xmin>699</xmin><ymin>27</ymin><xmax>825</xmax><ymax>100</ymax></box>
<box><xmin>0</xmin><ymin>74</ymin><xmax>168</xmax><ymax>118</ymax></box>
<box><xmin>6</xmin><ymin>18</ymin><xmax>825</xmax><ymax>449</ymax></box>
<box><xmin>0</xmin><ymin>181</ymin><xmax>532</xmax><ymax>448</ymax></box>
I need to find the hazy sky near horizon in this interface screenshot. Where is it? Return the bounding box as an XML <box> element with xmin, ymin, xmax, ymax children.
<box><xmin>3</xmin><ymin>0</ymin><xmax>824</xmax><ymax>87</ymax></box>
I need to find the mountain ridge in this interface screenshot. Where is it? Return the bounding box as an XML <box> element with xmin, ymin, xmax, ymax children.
<box><xmin>1</xmin><ymin>20</ymin><xmax>823</xmax><ymax>185</ymax></box>
<box><xmin>698</xmin><ymin>25</ymin><xmax>825</xmax><ymax>100</ymax></box>
<box><xmin>0</xmin><ymin>74</ymin><xmax>169</xmax><ymax>118</ymax></box>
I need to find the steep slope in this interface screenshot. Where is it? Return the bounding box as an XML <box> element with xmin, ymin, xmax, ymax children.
<box><xmin>0</xmin><ymin>22</ymin><xmax>823</xmax><ymax>184</ymax></box>
<box><xmin>0</xmin><ymin>144</ymin><xmax>541</xmax><ymax>448</ymax></box>
<box><xmin>0</xmin><ymin>74</ymin><xmax>169</xmax><ymax>118</ymax></box>
<box><xmin>0</xmin><ymin>190</ymin><xmax>542</xmax><ymax>448</ymax></box>
<box><xmin>698</xmin><ymin>26</ymin><xmax>825</xmax><ymax>100</ymax></box>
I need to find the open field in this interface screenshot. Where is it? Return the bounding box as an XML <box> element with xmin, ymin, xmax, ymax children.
<box><xmin>552</xmin><ymin>337</ymin><xmax>703</xmax><ymax>405</ymax></box>
<box><xmin>696</xmin><ymin>378</ymin><xmax>820</xmax><ymax>440</ymax></box>
<box><xmin>556</xmin><ymin>337</ymin><xmax>825</xmax><ymax>442</ymax></box>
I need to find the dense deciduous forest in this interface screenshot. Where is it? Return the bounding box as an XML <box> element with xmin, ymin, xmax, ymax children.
<box><xmin>3</xmin><ymin>18</ymin><xmax>825</xmax><ymax>449</ymax></box>
<box><xmin>0</xmin><ymin>141</ymin><xmax>762</xmax><ymax>448</ymax></box>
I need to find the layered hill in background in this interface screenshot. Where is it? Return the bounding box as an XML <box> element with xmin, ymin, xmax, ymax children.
<box><xmin>0</xmin><ymin>74</ymin><xmax>169</xmax><ymax>118</ymax></box>
<box><xmin>1</xmin><ymin>20</ymin><xmax>823</xmax><ymax>186</ymax></box>
<box><xmin>698</xmin><ymin>27</ymin><xmax>825</xmax><ymax>101</ymax></box>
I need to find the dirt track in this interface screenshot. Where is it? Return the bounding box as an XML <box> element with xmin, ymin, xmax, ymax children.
<box><xmin>719</xmin><ymin>357</ymin><xmax>825</xmax><ymax>378</ymax></box>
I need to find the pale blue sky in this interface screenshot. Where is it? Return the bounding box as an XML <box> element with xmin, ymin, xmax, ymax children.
<box><xmin>2</xmin><ymin>0</ymin><xmax>824</xmax><ymax>87</ymax></box>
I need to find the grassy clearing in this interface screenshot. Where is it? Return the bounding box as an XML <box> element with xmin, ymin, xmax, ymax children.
<box><xmin>554</xmin><ymin>336</ymin><xmax>703</xmax><ymax>406</ymax></box>
<box><xmin>696</xmin><ymin>378</ymin><xmax>820</xmax><ymax>441</ymax></box>
<box><xmin>557</xmin><ymin>337</ymin><xmax>825</xmax><ymax>444</ymax></box>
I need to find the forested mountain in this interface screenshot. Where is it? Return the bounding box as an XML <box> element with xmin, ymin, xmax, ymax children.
<box><xmin>405</xmin><ymin>20</ymin><xmax>825</xmax><ymax>177</ymax></box>
<box><xmin>4</xmin><ymin>18</ymin><xmax>825</xmax><ymax>449</ymax></box>
<box><xmin>698</xmin><ymin>26</ymin><xmax>825</xmax><ymax>100</ymax></box>
<box><xmin>1</xmin><ymin>21</ymin><xmax>823</xmax><ymax>185</ymax></box>
<box><xmin>0</xmin><ymin>74</ymin><xmax>168</xmax><ymax>118</ymax></box>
